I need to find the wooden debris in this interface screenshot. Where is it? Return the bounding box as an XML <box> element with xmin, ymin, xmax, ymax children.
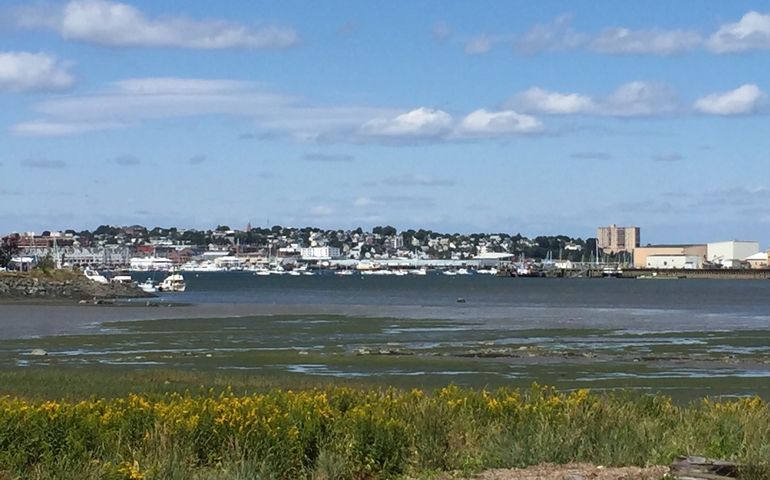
<box><xmin>669</xmin><ymin>456</ymin><xmax>739</xmax><ymax>479</ymax></box>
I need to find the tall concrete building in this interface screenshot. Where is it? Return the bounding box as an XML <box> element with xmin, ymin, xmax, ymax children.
<box><xmin>597</xmin><ymin>224</ymin><xmax>640</xmax><ymax>254</ymax></box>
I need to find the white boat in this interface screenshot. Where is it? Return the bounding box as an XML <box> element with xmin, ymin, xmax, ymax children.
<box><xmin>477</xmin><ymin>268</ymin><xmax>498</xmax><ymax>275</ymax></box>
<box><xmin>139</xmin><ymin>278</ymin><xmax>157</xmax><ymax>293</ymax></box>
<box><xmin>442</xmin><ymin>270</ymin><xmax>458</xmax><ymax>276</ymax></box>
<box><xmin>457</xmin><ymin>268</ymin><xmax>472</xmax><ymax>275</ymax></box>
<box><xmin>287</xmin><ymin>270</ymin><xmax>301</xmax><ymax>276</ymax></box>
<box><xmin>83</xmin><ymin>267</ymin><xmax>109</xmax><ymax>284</ymax></box>
<box><xmin>335</xmin><ymin>270</ymin><xmax>354</xmax><ymax>276</ymax></box>
<box><xmin>159</xmin><ymin>273</ymin><xmax>186</xmax><ymax>292</ymax></box>
<box><xmin>408</xmin><ymin>268</ymin><xmax>428</xmax><ymax>276</ymax></box>
<box><xmin>111</xmin><ymin>275</ymin><xmax>134</xmax><ymax>285</ymax></box>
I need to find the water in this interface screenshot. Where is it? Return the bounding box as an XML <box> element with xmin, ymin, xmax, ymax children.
<box><xmin>148</xmin><ymin>272</ymin><xmax>770</xmax><ymax>331</ymax></box>
<box><xmin>4</xmin><ymin>273</ymin><xmax>770</xmax><ymax>398</ymax></box>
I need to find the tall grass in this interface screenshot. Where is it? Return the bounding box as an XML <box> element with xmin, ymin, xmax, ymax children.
<box><xmin>1</xmin><ymin>385</ymin><xmax>769</xmax><ymax>479</ymax></box>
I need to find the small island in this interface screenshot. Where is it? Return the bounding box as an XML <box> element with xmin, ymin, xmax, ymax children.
<box><xmin>0</xmin><ymin>269</ymin><xmax>152</xmax><ymax>304</ymax></box>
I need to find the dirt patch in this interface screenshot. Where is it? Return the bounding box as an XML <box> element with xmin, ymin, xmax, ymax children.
<box><xmin>461</xmin><ymin>464</ymin><xmax>667</xmax><ymax>480</ymax></box>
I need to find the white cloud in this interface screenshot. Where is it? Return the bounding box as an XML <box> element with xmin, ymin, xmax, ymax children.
<box><xmin>14</xmin><ymin>77</ymin><xmax>542</xmax><ymax>143</ymax></box>
<box><xmin>382</xmin><ymin>174</ymin><xmax>456</xmax><ymax>187</ymax></box>
<box><xmin>694</xmin><ymin>84</ymin><xmax>765</xmax><ymax>115</ymax></box>
<box><xmin>113</xmin><ymin>78</ymin><xmax>254</xmax><ymax>95</ymax></box>
<box><xmin>601</xmin><ymin>81</ymin><xmax>679</xmax><ymax>116</ymax></box>
<box><xmin>11</xmin><ymin>120</ymin><xmax>123</xmax><ymax>136</ymax></box>
<box><xmin>707</xmin><ymin>11</ymin><xmax>770</xmax><ymax>53</ymax></box>
<box><xmin>360</xmin><ymin>107</ymin><xmax>452</xmax><ymax>137</ymax></box>
<box><xmin>509</xmin><ymin>82</ymin><xmax>679</xmax><ymax>117</ymax></box>
<box><xmin>457</xmin><ymin>109</ymin><xmax>542</xmax><ymax>135</ymax></box>
<box><xmin>432</xmin><ymin>22</ymin><xmax>451</xmax><ymax>43</ymax></box>
<box><xmin>464</xmin><ymin>34</ymin><xmax>494</xmax><ymax>54</ymax></box>
<box><xmin>0</xmin><ymin>51</ymin><xmax>75</xmax><ymax>92</ymax></box>
<box><xmin>515</xmin><ymin>14</ymin><xmax>586</xmax><ymax>54</ymax></box>
<box><xmin>15</xmin><ymin>0</ymin><xmax>298</xmax><ymax>50</ymax></box>
<box><xmin>310</xmin><ymin>205</ymin><xmax>334</xmax><ymax>216</ymax></box>
<box><xmin>508</xmin><ymin>87</ymin><xmax>594</xmax><ymax>114</ymax></box>
<box><xmin>590</xmin><ymin>28</ymin><xmax>702</xmax><ymax>55</ymax></box>
<box><xmin>353</xmin><ymin>196</ymin><xmax>374</xmax><ymax>207</ymax></box>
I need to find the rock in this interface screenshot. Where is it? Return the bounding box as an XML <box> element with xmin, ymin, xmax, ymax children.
<box><xmin>29</xmin><ymin>349</ymin><xmax>48</xmax><ymax>356</ymax></box>
<box><xmin>670</xmin><ymin>455</ymin><xmax>739</xmax><ymax>479</ymax></box>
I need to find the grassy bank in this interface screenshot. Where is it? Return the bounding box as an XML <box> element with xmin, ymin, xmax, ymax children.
<box><xmin>1</xmin><ymin>385</ymin><xmax>769</xmax><ymax>480</ymax></box>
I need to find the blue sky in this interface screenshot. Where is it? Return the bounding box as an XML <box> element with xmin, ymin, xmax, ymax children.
<box><xmin>2</xmin><ymin>1</ymin><xmax>770</xmax><ymax>244</ymax></box>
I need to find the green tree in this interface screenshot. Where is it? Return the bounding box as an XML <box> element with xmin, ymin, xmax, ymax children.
<box><xmin>0</xmin><ymin>235</ymin><xmax>20</xmax><ymax>269</ymax></box>
<box><xmin>36</xmin><ymin>254</ymin><xmax>56</xmax><ymax>273</ymax></box>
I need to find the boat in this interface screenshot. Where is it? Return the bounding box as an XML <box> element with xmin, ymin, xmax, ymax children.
<box><xmin>335</xmin><ymin>270</ymin><xmax>354</xmax><ymax>276</ymax></box>
<box><xmin>476</xmin><ymin>268</ymin><xmax>498</xmax><ymax>275</ymax></box>
<box><xmin>83</xmin><ymin>267</ymin><xmax>109</xmax><ymax>284</ymax></box>
<box><xmin>159</xmin><ymin>272</ymin><xmax>186</xmax><ymax>292</ymax></box>
<box><xmin>442</xmin><ymin>270</ymin><xmax>458</xmax><ymax>276</ymax></box>
<box><xmin>408</xmin><ymin>268</ymin><xmax>428</xmax><ymax>276</ymax></box>
<box><xmin>139</xmin><ymin>278</ymin><xmax>157</xmax><ymax>293</ymax></box>
<box><xmin>110</xmin><ymin>275</ymin><xmax>134</xmax><ymax>285</ymax></box>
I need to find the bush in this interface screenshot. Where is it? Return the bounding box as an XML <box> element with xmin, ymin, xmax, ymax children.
<box><xmin>1</xmin><ymin>386</ymin><xmax>769</xmax><ymax>479</ymax></box>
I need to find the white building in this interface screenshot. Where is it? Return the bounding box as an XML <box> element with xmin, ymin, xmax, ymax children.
<box><xmin>214</xmin><ymin>256</ymin><xmax>243</xmax><ymax>270</ymax></box>
<box><xmin>300</xmin><ymin>246</ymin><xmax>341</xmax><ymax>260</ymax></box>
<box><xmin>130</xmin><ymin>257</ymin><xmax>174</xmax><ymax>271</ymax></box>
<box><xmin>745</xmin><ymin>251</ymin><xmax>769</xmax><ymax>269</ymax></box>
<box><xmin>706</xmin><ymin>241</ymin><xmax>760</xmax><ymax>268</ymax></box>
<box><xmin>646</xmin><ymin>254</ymin><xmax>702</xmax><ymax>269</ymax></box>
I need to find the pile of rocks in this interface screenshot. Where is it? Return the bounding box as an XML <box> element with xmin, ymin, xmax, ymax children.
<box><xmin>0</xmin><ymin>273</ymin><xmax>151</xmax><ymax>301</ymax></box>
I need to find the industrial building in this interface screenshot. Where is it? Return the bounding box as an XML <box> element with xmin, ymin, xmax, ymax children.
<box><xmin>597</xmin><ymin>225</ymin><xmax>640</xmax><ymax>254</ymax></box>
<box><xmin>645</xmin><ymin>254</ymin><xmax>703</xmax><ymax>269</ymax></box>
<box><xmin>633</xmin><ymin>245</ymin><xmax>707</xmax><ymax>268</ymax></box>
<box><xmin>745</xmin><ymin>251</ymin><xmax>769</xmax><ymax>269</ymax></box>
<box><xmin>706</xmin><ymin>241</ymin><xmax>760</xmax><ymax>268</ymax></box>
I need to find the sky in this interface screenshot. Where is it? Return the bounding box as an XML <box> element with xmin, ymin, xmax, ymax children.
<box><xmin>1</xmin><ymin>0</ymin><xmax>770</xmax><ymax>244</ymax></box>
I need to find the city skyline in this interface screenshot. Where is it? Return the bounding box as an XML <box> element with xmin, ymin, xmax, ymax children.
<box><xmin>2</xmin><ymin>1</ymin><xmax>770</xmax><ymax>244</ymax></box>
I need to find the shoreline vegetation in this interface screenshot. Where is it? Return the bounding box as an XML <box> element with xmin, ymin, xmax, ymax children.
<box><xmin>1</xmin><ymin>382</ymin><xmax>769</xmax><ymax>480</ymax></box>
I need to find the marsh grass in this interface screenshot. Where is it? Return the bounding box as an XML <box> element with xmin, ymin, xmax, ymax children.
<box><xmin>1</xmin><ymin>385</ymin><xmax>770</xmax><ymax>479</ymax></box>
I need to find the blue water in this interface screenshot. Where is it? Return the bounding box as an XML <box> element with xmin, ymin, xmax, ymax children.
<box><xmin>137</xmin><ymin>272</ymin><xmax>770</xmax><ymax>332</ymax></box>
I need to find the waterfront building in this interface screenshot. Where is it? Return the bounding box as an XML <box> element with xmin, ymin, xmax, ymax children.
<box><xmin>633</xmin><ymin>245</ymin><xmax>707</xmax><ymax>268</ymax></box>
<box><xmin>645</xmin><ymin>254</ymin><xmax>703</xmax><ymax>269</ymax></box>
<box><xmin>129</xmin><ymin>257</ymin><xmax>174</xmax><ymax>271</ymax></box>
<box><xmin>706</xmin><ymin>241</ymin><xmax>760</xmax><ymax>268</ymax></box>
<box><xmin>301</xmin><ymin>246</ymin><xmax>341</xmax><ymax>260</ymax></box>
<box><xmin>597</xmin><ymin>225</ymin><xmax>640</xmax><ymax>254</ymax></box>
<box><xmin>16</xmin><ymin>232</ymin><xmax>76</xmax><ymax>249</ymax></box>
<box><xmin>745</xmin><ymin>251</ymin><xmax>769</xmax><ymax>269</ymax></box>
<box><xmin>21</xmin><ymin>246</ymin><xmax>131</xmax><ymax>269</ymax></box>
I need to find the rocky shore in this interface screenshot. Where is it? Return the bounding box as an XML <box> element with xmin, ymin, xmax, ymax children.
<box><xmin>0</xmin><ymin>271</ymin><xmax>152</xmax><ymax>302</ymax></box>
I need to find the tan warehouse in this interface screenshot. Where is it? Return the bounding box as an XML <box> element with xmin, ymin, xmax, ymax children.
<box><xmin>633</xmin><ymin>245</ymin><xmax>707</xmax><ymax>268</ymax></box>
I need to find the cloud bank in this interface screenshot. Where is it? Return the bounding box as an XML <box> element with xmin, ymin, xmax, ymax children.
<box><xmin>14</xmin><ymin>0</ymin><xmax>299</xmax><ymax>50</ymax></box>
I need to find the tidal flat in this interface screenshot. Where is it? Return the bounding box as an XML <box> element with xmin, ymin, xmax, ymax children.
<box><xmin>3</xmin><ymin>313</ymin><xmax>770</xmax><ymax>400</ymax></box>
